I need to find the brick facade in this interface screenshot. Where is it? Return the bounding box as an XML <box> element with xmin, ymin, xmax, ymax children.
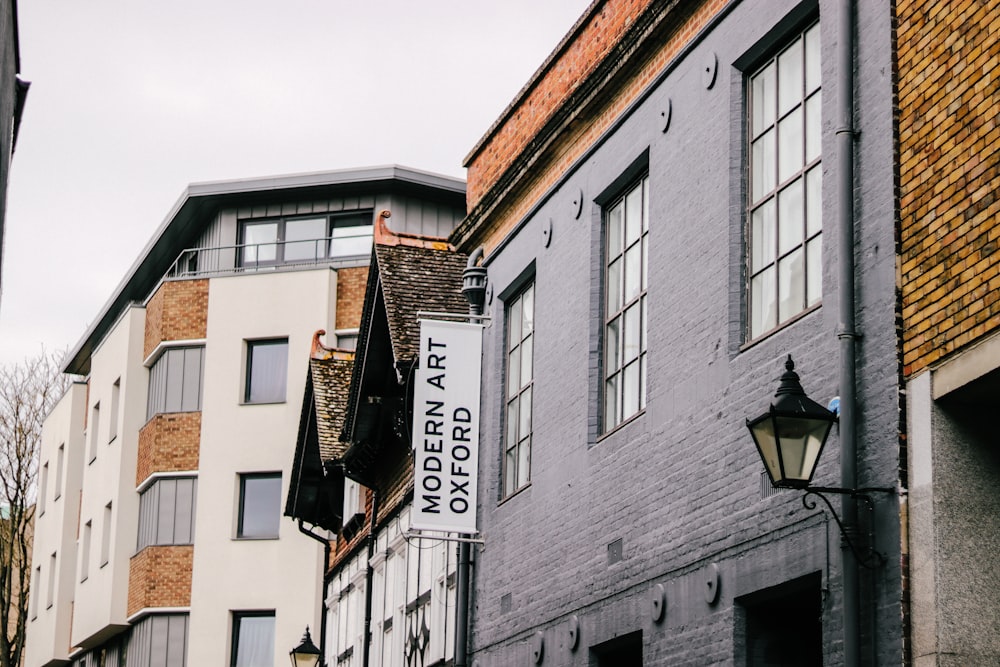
<box><xmin>335</xmin><ymin>267</ymin><xmax>369</xmax><ymax>330</ymax></box>
<box><xmin>898</xmin><ymin>0</ymin><xmax>1000</xmax><ymax>377</ymax></box>
<box><xmin>457</xmin><ymin>0</ymin><xmax>729</xmax><ymax>254</ymax></box>
<box><xmin>127</xmin><ymin>546</ymin><xmax>194</xmax><ymax>615</ymax></box>
<box><xmin>136</xmin><ymin>413</ymin><xmax>201</xmax><ymax>486</ymax></box>
<box><xmin>143</xmin><ymin>279</ymin><xmax>209</xmax><ymax>359</ymax></box>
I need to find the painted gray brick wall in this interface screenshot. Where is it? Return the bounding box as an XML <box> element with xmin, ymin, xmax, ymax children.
<box><xmin>469</xmin><ymin>1</ymin><xmax>901</xmax><ymax>665</ymax></box>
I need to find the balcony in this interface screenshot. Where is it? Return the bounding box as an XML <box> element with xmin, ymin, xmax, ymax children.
<box><xmin>164</xmin><ymin>232</ymin><xmax>373</xmax><ymax>281</ymax></box>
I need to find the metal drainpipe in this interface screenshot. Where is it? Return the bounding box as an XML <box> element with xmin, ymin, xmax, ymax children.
<box><xmin>297</xmin><ymin>520</ymin><xmax>332</xmax><ymax>667</ymax></box>
<box><xmin>835</xmin><ymin>1</ymin><xmax>861</xmax><ymax>665</ymax></box>
<box><xmin>457</xmin><ymin>247</ymin><xmax>487</xmax><ymax>667</ymax></box>
<box><xmin>362</xmin><ymin>488</ymin><xmax>380</xmax><ymax>667</ymax></box>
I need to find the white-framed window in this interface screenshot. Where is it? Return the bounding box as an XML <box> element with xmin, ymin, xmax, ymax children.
<box><xmin>230</xmin><ymin>611</ymin><xmax>275</xmax><ymax>667</ymax></box>
<box><xmin>748</xmin><ymin>20</ymin><xmax>822</xmax><ymax>339</ymax></box>
<box><xmin>137</xmin><ymin>477</ymin><xmax>197</xmax><ymax>549</ymax></box>
<box><xmin>603</xmin><ymin>176</ymin><xmax>649</xmax><ymax>430</ymax></box>
<box><xmin>343</xmin><ymin>477</ymin><xmax>364</xmax><ymax>525</ymax></box>
<box><xmin>31</xmin><ymin>565</ymin><xmax>40</xmax><ymax>619</ymax></box>
<box><xmin>236</xmin><ymin>473</ymin><xmax>281</xmax><ymax>539</ymax></box>
<box><xmin>146</xmin><ymin>346</ymin><xmax>205</xmax><ymax>420</ymax></box>
<box><xmin>244</xmin><ymin>339</ymin><xmax>288</xmax><ymax>404</ymax></box>
<box><xmin>239</xmin><ymin>211</ymin><xmax>373</xmax><ymax>268</ymax></box>
<box><xmin>503</xmin><ymin>281</ymin><xmax>534</xmax><ymax>497</ymax></box>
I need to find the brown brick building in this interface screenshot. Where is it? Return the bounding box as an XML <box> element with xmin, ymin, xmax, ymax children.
<box><xmin>898</xmin><ymin>1</ymin><xmax>1000</xmax><ymax>664</ymax></box>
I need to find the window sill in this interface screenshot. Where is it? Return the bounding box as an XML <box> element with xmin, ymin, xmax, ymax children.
<box><xmin>233</xmin><ymin>535</ymin><xmax>280</xmax><ymax>541</ymax></box>
<box><xmin>108</xmin><ymin>435</ymin><xmax>117</xmax><ymax>445</ymax></box>
<box><xmin>88</xmin><ymin>457</ymin><xmax>96</xmax><ymax>466</ymax></box>
<box><xmin>498</xmin><ymin>482</ymin><xmax>531</xmax><ymax>507</ymax></box>
<box><xmin>740</xmin><ymin>302</ymin><xmax>821</xmax><ymax>353</ymax></box>
<box><xmin>100</xmin><ymin>560</ymin><xmax>108</xmax><ymax>569</ymax></box>
<box><xmin>597</xmin><ymin>408</ymin><xmax>646</xmax><ymax>444</ymax></box>
<box><xmin>241</xmin><ymin>400</ymin><xmax>287</xmax><ymax>406</ymax></box>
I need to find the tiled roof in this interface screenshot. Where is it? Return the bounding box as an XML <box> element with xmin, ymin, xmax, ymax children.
<box><xmin>309</xmin><ymin>353</ymin><xmax>354</xmax><ymax>463</ymax></box>
<box><xmin>375</xmin><ymin>242</ymin><xmax>469</xmax><ymax>365</ymax></box>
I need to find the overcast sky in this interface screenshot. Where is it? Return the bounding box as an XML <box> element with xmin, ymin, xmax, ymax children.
<box><xmin>0</xmin><ymin>0</ymin><xmax>591</xmax><ymax>367</ymax></box>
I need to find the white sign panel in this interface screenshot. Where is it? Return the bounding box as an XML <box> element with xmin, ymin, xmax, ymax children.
<box><xmin>411</xmin><ymin>319</ymin><xmax>483</xmax><ymax>534</ymax></box>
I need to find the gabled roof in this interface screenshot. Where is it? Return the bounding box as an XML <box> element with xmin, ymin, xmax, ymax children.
<box><xmin>284</xmin><ymin>333</ymin><xmax>355</xmax><ymax>531</ymax></box>
<box><xmin>341</xmin><ymin>212</ymin><xmax>468</xmax><ymax>477</ymax></box>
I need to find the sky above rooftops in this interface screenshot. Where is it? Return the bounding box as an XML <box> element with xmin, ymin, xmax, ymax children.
<box><xmin>0</xmin><ymin>0</ymin><xmax>590</xmax><ymax>367</ymax></box>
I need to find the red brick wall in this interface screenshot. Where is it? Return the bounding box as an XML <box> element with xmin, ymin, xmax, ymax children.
<box><xmin>466</xmin><ymin>0</ymin><xmax>653</xmax><ymax>207</ymax></box>
<box><xmin>144</xmin><ymin>280</ymin><xmax>209</xmax><ymax>359</ymax></box>
<box><xmin>127</xmin><ymin>546</ymin><xmax>193</xmax><ymax>615</ymax></box>
<box><xmin>461</xmin><ymin>0</ymin><xmax>728</xmax><ymax>254</ymax></box>
<box><xmin>335</xmin><ymin>267</ymin><xmax>369</xmax><ymax>331</ymax></box>
<box><xmin>136</xmin><ymin>413</ymin><xmax>201</xmax><ymax>486</ymax></box>
<box><xmin>898</xmin><ymin>1</ymin><xmax>1000</xmax><ymax>377</ymax></box>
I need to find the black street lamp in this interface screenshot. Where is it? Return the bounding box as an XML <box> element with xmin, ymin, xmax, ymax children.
<box><xmin>746</xmin><ymin>355</ymin><xmax>893</xmax><ymax>569</ymax></box>
<box><xmin>746</xmin><ymin>355</ymin><xmax>837</xmax><ymax>489</ymax></box>
<box><xmin>289</xmin><ymin>627</ymin><xmax>322</xmax><ymax>667</ymax></box>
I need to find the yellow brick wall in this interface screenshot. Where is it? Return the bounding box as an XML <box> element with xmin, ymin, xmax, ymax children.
<box><xmin>144</xmin><ymin>280</ymin><xmax>209</xmax><ymax>359</ymax></box>
<box><xmin>898</xmin><ymin>0</ymin><xmax>1000</xmax><ymax>376</ymax></box>
<box><xmin>127</xmin><ymin>545</ymin><xmax>193</xmax><ymax>615</ymax></box>
<box><xmin>136</xmin><ymin>413</ymin><xmax>201</xmax><ymax>486</ymax></box>
<box><xmin>335</xmin><ymin>267</ymin><xmax>369</xmax><ymax>331</ymax></box>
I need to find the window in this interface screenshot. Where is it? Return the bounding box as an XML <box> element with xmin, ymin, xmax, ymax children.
<box><xmin>231</xmin><ymin>612</ymin><xmax>275</xmax><ymax>667</ymax></box>
<box><xmin>239</xmin><ymin>212</ymin><xmax>373</xmax><ymax>268</ymax></box>
<box><xmin>39</xmin><ymin>462</ymin><xmax>48</xmax><ymax>515</ymax></box>
<box><xmin>109</xmin><ymin>378</ymin><xmax>120</xmax><ymax>442</ymax></box>
<box><xmin>47</xmin><ymin>554</ymin><xmax>55</xmax><ymax>608</ymax></box>
<box><xmin>747</xmin><ymin>21</ymin><xmax>822</xmax><ymax>339</ymax></box>
<box><xmin>101</xmin><ymin>502</ymin><xmax>113</xmax><ymax>567</ymax></box>
<box><xmin>128</xmin><ymin>614</ymin><xmax>189</xmax><ymax>667</ymax></box>
<box><xmin>343</xmin><ymin>477</ymin><xmax>364</xmax><ymax>525</ymax></box>
<box><xmin>603</xmin><ymin>176</ymin><xmax>649</xmax><ymax>431</ymax></box>
<box><xmin>336</xmin><ymin>329</ymin><xmax>360</xmax><ymax>351</ymax></box>
<box><xmin>31</xmin><ymin>565</ymin><xmax>39</xmax><ymax>619</ymax></box>
<box><xmin>80</xmin><ymin>521</ymin><xmax>91</xmax><ymax>582</ymax></box>
<box><xmin>55</xmin><ymin>445</ymin><xmax>64</xmax><ymax>500</ymax></box>
<box><xmin>503</xmin><ymin>282</ymin><xmax>534</xmax><ymax>497</ymax></box>
<box><xmin>237</xmin><ymin>473</ymin><xmax>281</xmax><ymax>539</ymax></box>
<box><xmin>89</xmin><ymin>403</ymin><xmax>100</xmax><ymax>463</ymax></box>
<box><xmin>137</xmin><ymin>477</ymin><xmax>197</xmax><ymax>549</ymax></box>
<box><xmin>244</xmin><ymin>339</ymin><xmax>288</xmax><ymax>404</ymax></box>
<box><xmin>147</xmin><ymin>347</ymin><xmax>204</xmax><ymax>420</ymax></box>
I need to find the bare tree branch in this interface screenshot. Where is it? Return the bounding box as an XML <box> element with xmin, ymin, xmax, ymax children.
<box><xmin>0</xmin><ymin>350</ymin><xmax>70</xmax><ymax>667</ymax></box>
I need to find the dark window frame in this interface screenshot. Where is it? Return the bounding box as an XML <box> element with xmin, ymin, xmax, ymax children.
<box><xmin>238</xmin><ymin>211</ymin><xmax>374</xmax><ymax>269</ymax></box>
<box><xmin>236</xmin><ymin>473</ymin><xmax>282</xmax><ymax>540</ymax></box>
<box><xmin>501</xmin><ymin>280</ymin><xmax>535</xmax><ymax>499</ymax></box>
<box><xmin>230</xmin><ymin>610</ymin><xmax>276</xmax><ymax>667</ymax></box>
<box><xmin>601</xmin><ymin>174</ymin><xmax>649</xmax><ymax>433</ymax></box>
<box><xmin>244</xmin><ymin>339</ymin><xmax>289</xmax><ymax>405</ymax></box>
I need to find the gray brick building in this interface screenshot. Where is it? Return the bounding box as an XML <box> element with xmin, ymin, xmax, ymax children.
<box><xmin>453</xmin><ymin>0</ymin><xmax>903</xmax><ymax>664</ymax></box>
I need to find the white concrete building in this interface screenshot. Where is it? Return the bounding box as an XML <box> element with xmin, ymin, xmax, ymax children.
<box><xmin>25</xmin><ymin>166</ymin><xmax>465</xmax><ymax>667</ymax></box>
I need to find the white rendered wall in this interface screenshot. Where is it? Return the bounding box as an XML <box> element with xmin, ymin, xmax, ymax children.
<box><xmin>188</xmin><ymin>268</ymin><xmax>336</xmax><ymax>665</ymax></box>
<box><xmin>25</xmin><ymin>382</ymin><xmax>87</xmax><ymax>667</ymax></box>
<box><xmin>70</xmin><ymin>306</ymin><xmax>147</xmax><ymax>648</ymax></box>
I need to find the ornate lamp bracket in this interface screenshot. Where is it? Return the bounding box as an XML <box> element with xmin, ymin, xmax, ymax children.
<box><xmin>801</xmin><ymin>486</ymin><xmax>895</xmax><ymax>570</ymax></box>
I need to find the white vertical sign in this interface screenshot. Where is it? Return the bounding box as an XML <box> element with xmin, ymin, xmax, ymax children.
<box><xmin>411</xmin><ymin>319</ymin><xmax>483</xmax><ymax>534</ymax></box>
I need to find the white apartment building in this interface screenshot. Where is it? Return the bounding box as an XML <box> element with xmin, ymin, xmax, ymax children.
<box><xmin>25</xmin><ymin>166</ymin><xmax>466</xmax><ymax>667</ymax></box>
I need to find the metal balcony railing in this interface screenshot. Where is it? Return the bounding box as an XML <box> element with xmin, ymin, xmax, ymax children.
<box><xmin>164</xmin><ymin>234</ymin><xmax>373</xmax><ymax>280</ymax></box>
